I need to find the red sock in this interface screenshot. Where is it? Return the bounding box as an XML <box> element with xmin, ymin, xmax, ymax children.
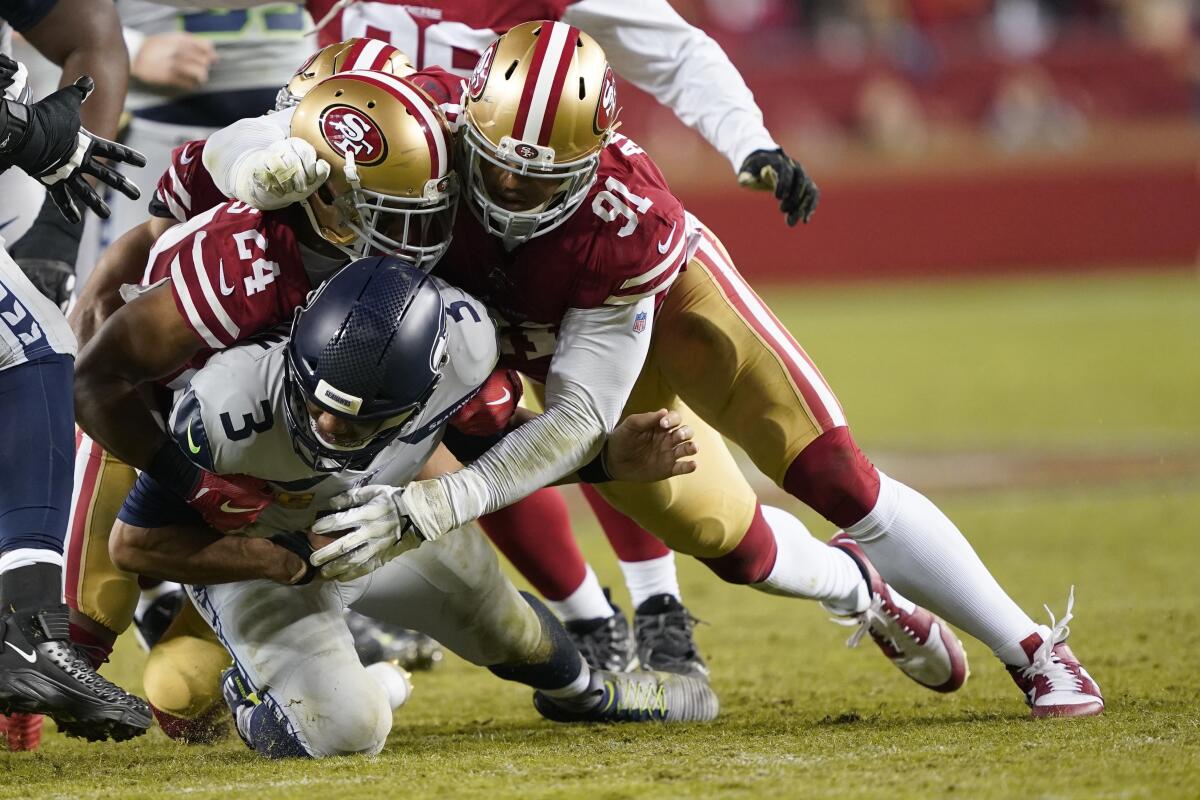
<box><xmin>783</xmin><ymin>427</ymin><xmax>880</xmax><ymax>528</ymax></box>
<box><xmin>151</xmin><ymin>702</ymin><xmax>227</xmax><ymax>744</ymax></box>
<box><xmin>697</xmin><ymin>504</ymin><xmax>779</xmax><ymax>584</ymax></box>
<box><xmin>478</xmin><ymin>488</ymin><xmax>587</xmax><ymax>602</ymax></box>
<box><xmin>579</xmin><ymin>485</ymin><xmax>671</xmax><ymax>562</ymax></box>
<box><xmin>69</xmin><ymin>622</ymin><xmax>114</xmax><ymax>670</ymax></box>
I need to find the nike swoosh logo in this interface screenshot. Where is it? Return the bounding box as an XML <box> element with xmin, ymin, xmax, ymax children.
<box><xmin>218</xmin><ymin>260</ymin><xmax>235</xmax><ymax>296</ymax></box>
<box><xmin>657</xmin><ymin>222</ymin><xmax>677</xmax><ymax>254</ymax></box>
<box><xmin>187</xmin><ymin>420</ymin><xmax>201</xmax><ymax>454</ymax></box>
<box><xmin>179</xmin><ymin>146</ymin><xmax>195</xmax><ymax>165</ymax></box>
<box><xmin>485</xmin><ymin>388</ymin><xmax>512</xmax><ymax>407</ymax></box>
<box><xmin>220</xmin><ymin>501</ymin><xmax>260</xmax><ymax>514</ymax></box>
<box><xmin>5</xmin><ymin>640</ymin><xmax>36</xmax><ymax>663</ymax></box>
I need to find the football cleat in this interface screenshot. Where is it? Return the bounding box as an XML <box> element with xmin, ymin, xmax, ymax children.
<box><xmin>133</xmin><ymin>585</ymin><xmax>185</xmax><ymax>651</ymax></box>
<box><xmin>220</xmin><ymin>666</ymin><xmax>258</xmax><ymax>750</ymax></box>
<box><xmin>1006</xmin><ymin>587</ymin><xmax>1103</xmax><ymax>719</ymax></box>
<box><xmin>533</xmin><ymin>669</ymin><xmax>719</xmax><ymax>723</ymax></box>
<box><xmin>0</xmin><ymin>604</ymin><xmax>151</xmax><ymax>741</ymax></box>
<box><xmin>344</xmin><ymin>610</ymin><xmax>443</xmax><ymax>671</ymax></box>
<box><xmin>826</xmin><ymin>533</ymin><xmax>969</xmax><ymax>693</ymax></box>
<box><xmin>0</xmin><ymin>712</ymin><xmax>43</xmax><ymax>751</ymax></box>
<box><xmin>633</xmin><ymin>594</ymin><xmax>709</xmax><ymax>679</ymax></box>
<box><xmin>564</xmin><ymin>589</ymin><xmax>635</xmax><ymax>673</ymax></box>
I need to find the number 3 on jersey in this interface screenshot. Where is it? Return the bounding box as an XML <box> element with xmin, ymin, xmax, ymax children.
<box><xmin>592</xmin><ymin>177</ymin><xmax>653</xmax><ymax>237</ymax></box>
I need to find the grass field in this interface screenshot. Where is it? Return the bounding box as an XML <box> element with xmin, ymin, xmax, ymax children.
<box><xmin>2</xmin><ymin>271</ymin><xmax>1197</xmax><ymax>799</ymax></box>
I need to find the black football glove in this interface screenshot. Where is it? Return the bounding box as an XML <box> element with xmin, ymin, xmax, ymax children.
<box><xmin>16</xmin><ymin>259</ymin><xmax>73</xmax><ymax>309</ymax></box>
<box><xmin>737</xmin><ymin>148</ymin><xmax>820</xmax><ymax>227</ymax></box>
<box><xmin>0</xmin><ymin>53</ymin><xmax>29</xmax><ymax>103</ymax></box>
<box><xmin>0</xmin><ymin>76</ymin><xmax>146</xmax><ymax>224</ymax></box>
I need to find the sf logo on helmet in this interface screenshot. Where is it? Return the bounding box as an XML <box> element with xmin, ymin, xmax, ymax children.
<box><xmin>468</xmin><ymin>41</ymin><xmax>496</xmax><ymax>100</ymax></box>
<box><xmin>594</xmin><ymin>66</ymin><xmax>618</xmax><ymax>135</ymax></box>
<box><xmin>320</xmin><ymin>105</ymin><xmax>388</xmax><ymax>166</ymax></box>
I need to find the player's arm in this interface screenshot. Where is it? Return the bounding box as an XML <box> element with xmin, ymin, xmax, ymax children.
<box><xmin>68</xmin><ymin>215</ymin><xmax>175</xmax><ymax>348</ymax></box>
<box><xmin>111</xmin><ymin>522</ymin><xmax>307</xmax><ymax>585</ymax></box>
<box><xmin>563</xmin><ymin>0</ymin><xmax>818</xmax><ymax>225</ymax></box>
<box><xmin>396</xmin><ymin>297</ymin><xmax>656</xmax><ymax>539</ymax></box>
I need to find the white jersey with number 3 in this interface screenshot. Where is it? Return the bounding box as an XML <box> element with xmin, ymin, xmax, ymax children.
<box><xmin>167</xmin><ymin>276</ymin><xmax>497</xmax><ymax>536</ymax></box>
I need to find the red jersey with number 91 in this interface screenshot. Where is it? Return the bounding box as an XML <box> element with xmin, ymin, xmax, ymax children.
<box><xmin>432</xmin><ymin>130</ymin><xmax>688</xmax><ymax>383</ymax></box>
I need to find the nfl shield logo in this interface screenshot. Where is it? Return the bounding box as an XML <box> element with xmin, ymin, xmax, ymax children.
<box><xmin>632</xmin><ymin>311</ymin><xmax>647</xmax><ymax>333</ymax></box>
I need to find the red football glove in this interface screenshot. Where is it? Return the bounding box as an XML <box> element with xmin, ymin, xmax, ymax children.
<box><xmin>186</xmin><ymin>471</ymin><xmax>273</xmax><ymax>532</ymax></box>
<box><xmin>449</xmin><ymin>369</ymin><xmax>523</xmax><ymax>436</ymax></box>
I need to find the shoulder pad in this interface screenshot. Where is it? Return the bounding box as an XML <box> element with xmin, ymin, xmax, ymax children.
<box><xmin>168</xmin><ymin>387</ymin><xmax>215</xmax><ymax>472</ymax></box>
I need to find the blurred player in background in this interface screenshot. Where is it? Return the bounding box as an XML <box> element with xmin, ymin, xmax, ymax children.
<box><xmin>173</xmin><ymin>0</ymin><xmax>818</xmax><ymax>678</ymax></box>
<box><xmin>0</xmin><ymin>0</ymin><xmax>153</xmax><ymax>749</ymax></box>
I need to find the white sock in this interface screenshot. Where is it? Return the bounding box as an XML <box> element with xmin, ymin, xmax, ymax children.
<box><xmin>846</xmin><ymin>472</ymin><xmax>1037</xmax><ymax>659</ymax></box>
<box><xmin>0</xmin><ymin>548</ymin><xmax>63</xmax><ymax>575</ymax></box>
<box><xmin>544</xmin><ymin>566</ymin><xmax>613</xmax><ymax>623</ymax></box>
<box><xmin>365</xmin><ymin>661</ymin><xmax>413</xmax><ymax>711</ymax></box>
<box><xmin>135</xmin><ymin>580</ymin><xmax>182</xmax><ymax>619</ymax></box>
<box><xmin>619</xmin><ymin>553</ymin><xmax>680</xmax><ymax>610</ymax></box>
<box><xmin>752</xmin><ymin>506</ymin><xmax>867</xmax><ymax>612</ymax></box>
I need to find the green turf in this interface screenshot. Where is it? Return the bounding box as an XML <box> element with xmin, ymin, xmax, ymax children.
<box><xmin>2</xmin><ymin>271</ymin><xmax>1197</xmax><ymax>799</ymax></box>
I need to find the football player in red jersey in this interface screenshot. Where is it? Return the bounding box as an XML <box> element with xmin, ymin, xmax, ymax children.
<box><xmin>294</xmin><ymin>23</ymin><xmax>1100</xmax><ymax>719</ymax></box>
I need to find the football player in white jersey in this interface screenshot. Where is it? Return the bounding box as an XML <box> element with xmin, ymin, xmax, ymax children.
<box><xmin>108</xmin><ymin>256</ymin><xmax>714</xmax><ymax>758</ymax></box>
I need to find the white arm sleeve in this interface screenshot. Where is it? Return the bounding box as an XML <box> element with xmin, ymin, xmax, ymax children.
<box><xmin>418</xmin><ymin>298</ymin><xmax>655</xmax><ymax>532</ymax></box>
<box><xmin>564</xmin><ymin>0</ymin><xmax>778</xmax><ymax>173</ymax></box>
<box><xmin>202</xmin><ymin>106</ymin><xmax>295</xmax><ymax>200</ymax></box>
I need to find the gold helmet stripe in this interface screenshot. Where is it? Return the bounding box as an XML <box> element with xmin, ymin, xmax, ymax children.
<box><xmin>343</xmin><ymin>37</ymin><xmax>394</xmax><ymax>71</ymax></box>
<box><xmin>339</xmin><ymin>71</ymin><xmax>450</xmax><ymax>179</ymax></box>
<box><xmin>512</xmin><ymin>21</ymin><xmax>580</xmax><ymax>146</ymax></box>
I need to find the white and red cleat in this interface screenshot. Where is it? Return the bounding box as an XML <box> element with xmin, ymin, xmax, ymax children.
<box><xmin>0</xmin><ymin>713</ymin><xmax>44</xmax><ymax>751</ymax></box>
<box><xmin>827</xmin><ymin>533</ymin><xmax>969</xmax><ymax>693</ymax></box>
<box><xmin>1006</xmin><ymin>587</ymin><xmax>1103</xmax><ymax>719</ymax></box>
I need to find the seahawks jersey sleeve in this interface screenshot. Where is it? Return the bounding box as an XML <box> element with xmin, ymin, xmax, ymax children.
<box><xmin>397</xmin><ymin>277</ymin><xmax>498</xmax><ymax>444</ymax></box>
<box><xmin>149</xmin><ymin>140</ymin><xmax>226</xmax><ymax>222</ymax></box>
<box><xmin>166</xmin><ymin>331</ymin><xmax>300</xmax><ymax>481</ymax></box>
<box><xmin>143</xmin><ymin>201</ymin><xmax>311</xmax><ymax>355</ymax></box>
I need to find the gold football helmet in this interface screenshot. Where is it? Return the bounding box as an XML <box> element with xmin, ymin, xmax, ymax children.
<box><xmin>276</xmin><ymin>38</ymin><xmax>416</xmax><ymax>111</ymax></box>
<box><xmin>290</xmin><ymin>72</ymin><xmax>457</xmax><ymax>268</ymax></box>
<box><xmin>461</xmin><ymin>20</ymin><xmax>619</xmax><ymax>247</ymax></box>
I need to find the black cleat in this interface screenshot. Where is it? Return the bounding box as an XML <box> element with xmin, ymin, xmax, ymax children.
<box><xmin>565</xmin><ymin>589</ymin><xmax>636</xmax><ymax>673</ymax></box>
<box><xmin>345</xmin><ymin>610</ymin><xmax>443</xmax><ymax>671</ymax></box>
<box><xmin>634</xmin><ymin>594</ymin><xmax>709</xmax><ymax>678</ymax></box>
<box><xmin>0</xmin><ymin>604</ymin><xmax>151</xmax><ymax>742</ymax></box>
<box><xmin>133</xmin><ymin>587</ymin><xmax>184</xmax><ymax>651</ymax></box>
<box><xmin>533</xmin><ymin>669</ymin><xmax>718</xmax><ymax>723</ymax></box>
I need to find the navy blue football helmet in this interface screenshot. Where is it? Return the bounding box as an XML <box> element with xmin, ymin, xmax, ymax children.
<box><xmin>284</xmin><ymin>254</ymin><xmax>448</xmax><ymax>471</ymax></box>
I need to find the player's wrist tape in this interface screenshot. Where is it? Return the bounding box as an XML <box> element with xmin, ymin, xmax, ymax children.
<box><xmin>268</xmin><ymin>532</ymin><xmax>319</xmax><ymax>585</ymax></box>
<box><xmin>148</xmin><ymin>440</ymin><xmax>202</xmax><ymax>498</ymax></box>
<box><xmin>577</xmin><ymin>444</ymin><xmax>612</xmax><ymax>484</ymax></box>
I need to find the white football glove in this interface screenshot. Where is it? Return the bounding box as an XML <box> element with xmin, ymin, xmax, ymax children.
<box><xmin>309</xmin><ymin>485</ymin><xmax>437</xmax><ymax>582</ymax></box>
<box><xmin>231</xmin><ymin>137</ymin><xmax>330</xmax><ymax>210</ymax></box>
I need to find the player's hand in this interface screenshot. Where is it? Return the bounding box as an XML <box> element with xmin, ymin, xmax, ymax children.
<box><xmin>15</xmin><ymin>258</ymin><xmax>73</xmax><ymax>309</ymax></box>
<box><xmin>737</xmin><ymin>147</ymin><xmax>819</xmax><ymax>226</ymax></box>
<box><xmin>309</xmin><ymin>485</ymin><xmax>434</xmax><ymax>581</ymax></box>
<box><xmin>604</xmin><ymin>408</ymin><xmax>697</xmax><ymax>482</ymax></box>
<box><xmin>449</xmin><ymin>369</ymin><xmax>523</xmax><ymax>436</ymax></box>
<box><xmin>185</xmin><ymin>471</ymin><xmax>273</xmax><ymax>532</ymax></box>
<box><xmin>268</xmin><ymin>531</ymin><xmax>321</xmax><ymax>585</ymax></box>
<box><xmin>0</xmin><ymin>76</ymin><xmax>147</xmax><ymax>223</ymax></box>
<box><xmin>232</xmin><ymin>137</ymin><xmax>330</xmax><ymax>210</ymax></box>
<box><xmin>132</xmin><ymin>32</ymin><xmax>217</xmax><ymax>92</ymax></box>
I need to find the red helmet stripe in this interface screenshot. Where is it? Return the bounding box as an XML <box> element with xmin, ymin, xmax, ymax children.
<box><xmin>342</xmin><ymin>37</ymin><xmax>369</xmax><ymax>68</ymax></box>
<box><xmin>337</xmin><ymin>72</ymin><xmax>448</xmax><ymax>179</ymax></box>
<box><xmin>510</xmin><ymin>24</ymin><xmax>553</xmax><ymax>145</ymax></box>
<box><xmin>369</xmin><ymin>42</ymin><xmax>397</xmax><ymax>71</ymax></box>
<box><xmin>535</xmin><ymin>25</ymin><xmax>579</xmax><ymax>146</ymax></box>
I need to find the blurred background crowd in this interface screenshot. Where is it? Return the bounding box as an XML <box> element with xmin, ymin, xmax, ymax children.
<box><xmin>7</xmin><ymin>0</ymin><xmax>1198</xmax><ymax>282</ymax></box>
